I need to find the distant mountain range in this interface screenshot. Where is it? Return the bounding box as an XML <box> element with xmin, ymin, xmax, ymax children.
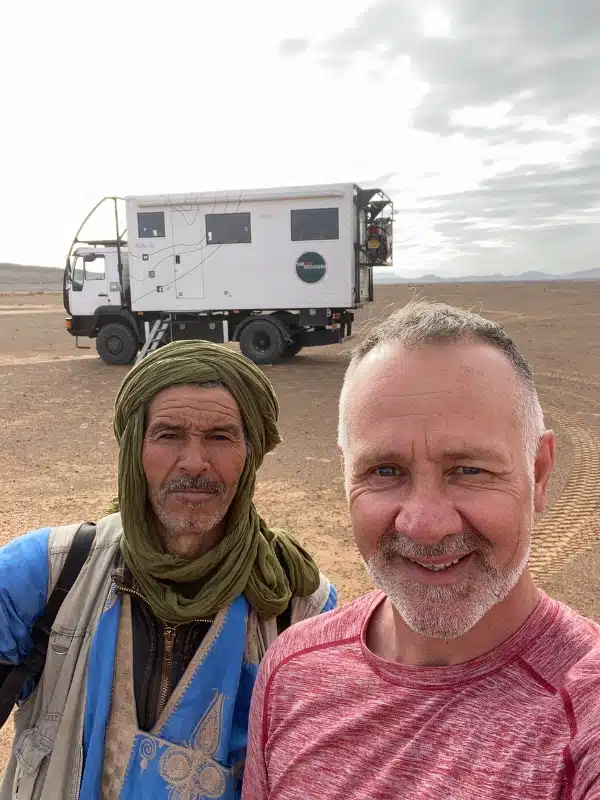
<box><xmin>374</xmin><ymin>267</ymin><xmax>600</xmax><ymax>284</ymax></box>
<box><xmin>0</xmin><ymin>263</ymin><xmax>64</xmax><ymax>293</ymax></box>
<box><xmin>1</xmin><ymin>262</ymin><xmax>599</xmax><ymax>294</ymax></box>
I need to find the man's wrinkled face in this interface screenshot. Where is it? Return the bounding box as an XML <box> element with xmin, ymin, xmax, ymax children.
<box><xmin>142</xmin><ymin>385</ymin><xmax>247</xmax><ymax>545</ymax></box>
<box><xmin>342</xmin><ymin>342</ymin><xmax>554</xmax><ymax>640</ymax></box>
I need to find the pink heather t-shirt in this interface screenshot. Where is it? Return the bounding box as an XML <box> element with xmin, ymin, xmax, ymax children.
<box><xmin>242</xmin><ymin>591</ymin><xmax>600</xmax><ymax>800</ymax></box>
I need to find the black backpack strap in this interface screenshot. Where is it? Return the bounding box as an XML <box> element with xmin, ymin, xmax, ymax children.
<box><xmin>276</xmin><ymin>554</ymin><xmax>293</xmax><ymax>635</ymax></box>
<box><xmin>37</xmin><ymin>522</ymin><xmax>96</xmax><ymax>633</ymax></box>
<box><xmin>276</xmin><ymin>601</ymin><xmax>293</xmax><ymax>635</ymax></box>
<box><xmin>0</xmin><ymin>521</ymin><xmax>96</xmax><ymax>728</ymax></box>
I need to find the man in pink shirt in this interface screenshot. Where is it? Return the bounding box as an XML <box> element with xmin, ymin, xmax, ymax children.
<box><xmin>241</xmin><ymin>300</ymin><xmax>600</xmax><ymax>800</ymax></box>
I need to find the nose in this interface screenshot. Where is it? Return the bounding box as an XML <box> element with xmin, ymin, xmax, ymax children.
<box><xmin>177</xmin><ymin>436</ymin><xmax>212</xmax><ymax>476</ymax></box>
<box><xmin>394</xmin><ymin>477</ymin><xmax>463</xmax><ymax>545</ymax></box>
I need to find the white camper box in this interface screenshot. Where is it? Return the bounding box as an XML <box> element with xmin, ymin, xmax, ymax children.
<box><xmin>63</xmin><ymin>183</ymin><xmax>393</xmax><ymax>365</ymax></box>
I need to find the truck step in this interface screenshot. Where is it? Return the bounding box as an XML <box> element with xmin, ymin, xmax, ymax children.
<box><xmin>135</xmin><ymin>317</ymin><xmax>171</xmax><ymax>363</ymax></box>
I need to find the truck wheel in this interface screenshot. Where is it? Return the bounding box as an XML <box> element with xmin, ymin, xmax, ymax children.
<box><xmin>282</xmin><ymin>338</ymin><xmax>303</xmax><ymax>358</ymax></box>
<box><xmin>96</xmin><ymin>322</ymin><xmax>138</xmax><ymax>366</ymax></box>
<box><xmin>239</xmin><ymin>319</ymin><xmax>286</xmax><ymax>364</ymax></box>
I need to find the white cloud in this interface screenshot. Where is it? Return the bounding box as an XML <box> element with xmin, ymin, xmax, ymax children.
<box><xmin>1</xmin><ymin>0</ymin><xmax>599</xmax><ymax>278</ymax></box>
<box><xmin>420</xmin><ymin>7</ymin><xmax>453</xmax><ymax>38</ymax></box>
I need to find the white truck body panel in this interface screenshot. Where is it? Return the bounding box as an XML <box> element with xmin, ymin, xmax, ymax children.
<box><xmin>124</xmin><ymin>183</ymin><xmax>358</xmax><ymax>313</ymax></box>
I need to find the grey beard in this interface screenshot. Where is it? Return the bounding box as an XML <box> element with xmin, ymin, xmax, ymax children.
<box><xmin>365</xmin><ymin>530</ymin><xmax>531</xmax><ymax>640</ymax></box>
<box><xmin>150</xmin><ymin>475</ymin><xmax>230</xmax><ymax>539</ymax></box>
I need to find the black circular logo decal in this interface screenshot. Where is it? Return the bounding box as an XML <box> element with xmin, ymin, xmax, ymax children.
<box><xmin>296</xmin><ymin>252</ymin><xmax>326</xmax><ymax>284</ymax></box>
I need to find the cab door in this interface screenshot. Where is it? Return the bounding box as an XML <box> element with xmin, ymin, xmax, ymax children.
<box><xmin>70</xmin><ymin>252</ymin><xmax>109</xmax><ymax>315</ymax></box>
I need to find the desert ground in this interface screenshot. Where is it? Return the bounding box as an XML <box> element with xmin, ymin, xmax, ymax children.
<box><xmin>0</xmin><ymin>280</ymin><xmax>599</xmax><ymax>766</ymax></box>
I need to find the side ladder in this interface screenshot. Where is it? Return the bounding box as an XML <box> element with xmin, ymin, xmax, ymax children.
<box><xmin>136</xmin><ymin>317</ymin><xmax>171</xmax><ymax>363</ymax></box>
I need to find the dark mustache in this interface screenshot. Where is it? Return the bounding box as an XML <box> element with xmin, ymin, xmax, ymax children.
<box><xmin>161</xmin><ymin>475</ymin><xmax>226</xmax><ymax>496</ymax></box>
<box><xmin>379</xmin><ymin>530</ymin><xmax>490</xmax><ymax>561</ymax></box>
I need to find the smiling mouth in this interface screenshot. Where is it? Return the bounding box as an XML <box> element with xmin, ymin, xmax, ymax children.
<box><xmin>406</xmin><ymin>554</ymin><xmax>470</xmax><ymax>572</ymax></box>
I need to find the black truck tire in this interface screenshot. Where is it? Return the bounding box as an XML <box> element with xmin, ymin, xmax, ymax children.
<box><xmin>96</xmin><ymin>322</ymin><xmax>138</xmax><ymax>366</ymax></box>
<box><xmin>238</xmin><ymin>319</ymin><xmax>286</xmax><ymax>364</ymax></box>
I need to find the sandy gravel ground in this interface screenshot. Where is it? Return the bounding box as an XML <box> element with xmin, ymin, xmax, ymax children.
<box><xmin>0</xmin><ymin>280</ymin><xmax>599</xmax><ymax>768</ymax></box>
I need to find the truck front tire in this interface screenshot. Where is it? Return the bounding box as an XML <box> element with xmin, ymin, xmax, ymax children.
<box><xmin>238</xmin><ymin>319</ymin><xmax>286</xmax><ymax>364</ymax></box>
<box><xmin>96</xmin><ymin>322</ymin><xmax>138</xmax><ymax>366</ymax></box>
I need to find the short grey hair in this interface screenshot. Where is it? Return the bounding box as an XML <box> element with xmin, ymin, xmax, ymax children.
<box><xmin>338</xmin><ymin>300</ymin><xmax>545</xmax><ymax>466</ymax></box>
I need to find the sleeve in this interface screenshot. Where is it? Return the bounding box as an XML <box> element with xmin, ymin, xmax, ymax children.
<box><xmin>572</xmin><ymin>682</ymin><xmax>600</xmax><ymax>800</ymax></box>
<box><xmin>0</xmin><ymin>527</ymin><xmax>51</xmax><ymax>664</ymax></box>
<box><xmin>575</xmin><ymin>747</ymin><xmax>600</xmax><ymax>798</ymax></box>
<box><xmin>580</xmin><ymin>786</ymin><xmax>600</xmax><ymax>799</ymax></box>
<box><xmin>241</xmin><ymin>652</ymin><xmax>273</xmax><ymax>800</ymax></box>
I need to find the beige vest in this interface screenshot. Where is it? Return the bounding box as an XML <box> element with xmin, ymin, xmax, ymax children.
<box><xmin>0</xmin><ymin>513</ymin><xmax>331</xmax><ymax>800</ymax></box>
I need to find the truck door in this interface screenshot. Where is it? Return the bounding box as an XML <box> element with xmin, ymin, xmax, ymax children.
<box><xmin>70</xmin><ymin>252</ymin><xmax>111</xmax><ymax>315</ymax></box>
<box><xmin>171</xmin><ymin>204</ymin><xmax>205</xmax><ymax>300</ymax></box>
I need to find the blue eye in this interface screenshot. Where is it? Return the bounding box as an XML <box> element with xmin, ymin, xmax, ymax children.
<box><xmin>374</xmin><ymin>466</ymin><xmax>400</xmax><ymax>477</ymax></box>
<box><xmin>455</xmin><ymin>466</ymin><xmax>482</xmax><ymax>475</ymax></box>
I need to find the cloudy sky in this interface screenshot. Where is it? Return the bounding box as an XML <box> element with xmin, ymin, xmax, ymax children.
<box><xmin>1</xmin><ymin>0</ymin><xmax>599</xmax><ymax>277</ymax></box>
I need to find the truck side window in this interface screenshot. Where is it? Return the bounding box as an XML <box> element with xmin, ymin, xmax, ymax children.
<box><xmin>205</xmin><ymin>213</ymin><xmax>251</xmax><ymax>244</ymax></box>
<box><xmin>85</xmin><ymin>254</ymin><xmax>106</xmax><ymax>280</ymax></box>
<box><xmin>138</xmin><ymin>212</ymin><xmax>166</xmax><ymax>238</ymax></box>
<box><xmin>291</xmin><ymin>208</ymin><xmax>339</xmax><ymax>241</ymax></box>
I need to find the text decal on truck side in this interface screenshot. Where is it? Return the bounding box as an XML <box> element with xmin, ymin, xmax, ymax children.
<box><xmin>295</xmin><ymin>252</ymin><xmax>326</xmax><ymax>284</ymax></box>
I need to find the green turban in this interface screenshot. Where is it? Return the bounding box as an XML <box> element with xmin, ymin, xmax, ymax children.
<box><xmin>112</xmin><ymin>339</ymin><xmax>320</xmax><ymax>624</ymax></box>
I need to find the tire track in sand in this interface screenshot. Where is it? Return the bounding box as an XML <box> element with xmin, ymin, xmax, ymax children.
<box><xmin>0</xmin><ymin>354</ymin><xmax>97</xmax><ymax>367</ymax></box>
<box><xmin>536</xmin><ymin>370</ymin><xmax>600</xmax><ymax>391</ymax></box>
<box><xmin>529</xmin><ymin>375</ymin><xmax>600</xmax><ymax>580</ymax></box>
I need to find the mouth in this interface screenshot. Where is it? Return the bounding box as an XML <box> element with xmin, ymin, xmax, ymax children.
<box><xmin>171</xmin><ymin>489</ymin><xmax>217</xmax><ymax>499</ymax></box>
<box><xmin>407</xmin><ymin>556</ymin><xmax>467</xmax><ymax>572</ymax></box>
<box><xmin>401</xmin><ymin>552</ymin><xmax>474</xmax><ymax>583</ymax></box>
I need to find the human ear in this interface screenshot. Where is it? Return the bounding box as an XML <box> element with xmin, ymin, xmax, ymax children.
<box><xmin>534</xmin><ymin>431</ymin><xmax>556</xmax><ymax>513</ymax></box>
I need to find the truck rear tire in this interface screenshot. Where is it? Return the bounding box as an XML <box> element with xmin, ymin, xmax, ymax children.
<box><xmin>239</xmin><ymin>319</ymin><xmax>286</xmax><ymax>364</ymax></box>
<box><xmin>96</xmin><ymin>322</ymin><xmax>138</xmax><ymax>366</ymax></box>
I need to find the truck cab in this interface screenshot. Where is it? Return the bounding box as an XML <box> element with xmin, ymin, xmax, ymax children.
<box><xmin>64</xmin><ymin>241</ymin><xmax>141</xmax><ymax>364</ymax></box>
<box><xmin>66</xmin><ymin>246</ymin><xmax>124</xmax><ymax>316</ymax></box>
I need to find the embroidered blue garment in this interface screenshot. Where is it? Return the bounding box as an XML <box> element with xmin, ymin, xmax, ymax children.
<box><xmin>80</xmin><ymin>592</ymin><xmax>256</xmax><ymax>799</ymax></box>
<box><xmin>0</xmin><ymin>529</ymin><xmax>337</xmax><ymax>797</ymax></box>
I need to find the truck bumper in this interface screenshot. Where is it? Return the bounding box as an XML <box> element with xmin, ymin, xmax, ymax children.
<box><xmin>65</xmin><ymin>316</ymin><xmax>95</xmax><ymax>337</ymax></box>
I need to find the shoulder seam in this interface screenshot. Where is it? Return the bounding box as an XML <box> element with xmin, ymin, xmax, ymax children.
<box><xmin>516</xmin><ymin>656</ymin><xmax>558</xmax><ymax>695</ymax></box>
<box><xmin>517</xmin><ymin>656</ymin><xmax>579</xmax><ymax>800</ymax></box>
<box><xmin>261</xmin><ymin>634</ymin><xmax>360</xmax><ymax>750</ymax></box>
<box><xmin>559</xmin><ymin>688</ymin><xmax>578</xmax><ymax>800</ymax></box>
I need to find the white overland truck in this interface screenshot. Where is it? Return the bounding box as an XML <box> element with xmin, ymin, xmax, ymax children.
<box><xmin>63</xmin><ymin>183</ymin><xmax>393</xmax><ymax>365</ymax></box>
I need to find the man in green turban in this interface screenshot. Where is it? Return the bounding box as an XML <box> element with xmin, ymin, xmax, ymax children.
<box><xmin>0</xmin><ymin>340</ymin><xmax>336</xmax><ymax>800</ymax></box>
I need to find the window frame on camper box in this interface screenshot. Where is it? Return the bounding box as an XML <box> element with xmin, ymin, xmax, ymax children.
<box><xmin>290</xmin><ymin>207</ymin><xmax>340</xmax><ymax>242</ymax></box>
<box><xmin>205</xmin><ymin>212</ymin><xmax>252</xmax><ymax>245</ymax></box>
<box><xmin>137</xmin><ymin>211</ymin><xmax>166</xmax><ymax>239</ymax></box>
